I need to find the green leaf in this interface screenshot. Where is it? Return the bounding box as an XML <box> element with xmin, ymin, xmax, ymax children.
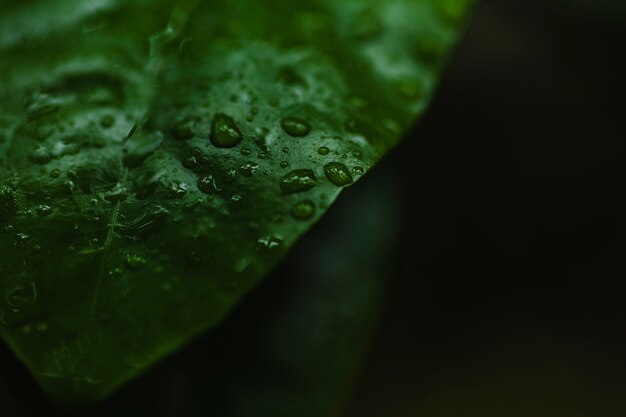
<box><xmin>0</xmin><ymin>0</ymin><xmax>473</xmax><ymax>403</ymax></box>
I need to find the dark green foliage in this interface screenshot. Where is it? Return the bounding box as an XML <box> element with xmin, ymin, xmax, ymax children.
<box><xmin>0</xmin><ymin>0</ymin><xmax>472</xmax><ymax>403</ymax></box>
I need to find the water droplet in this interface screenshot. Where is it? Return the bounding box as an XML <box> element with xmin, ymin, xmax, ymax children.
<box><xmin>183</xmin><ymin>156</ymin><xmax>199</xmax><ymax>170</ymax></box>
<box><xmin>318</xmin><ymin>146</ymin><xmax>330</xmax><ymax>155</ymax></box>
<box><xmin>167</xmin><ymin>181</ymin><xmax>188</xmax><ymax>198</ymax></box>
<box><xmin>224</xmin><ymin>169</ymin><xmax>238</xmax><ymax>184</ymax></box>
<box><xmin>280</xmin><ymin>169</ymin><xmax>317</xmax><ymax>194</ymax></box>
<box><xmin>126</xmin><ymin>253</ymin><xmax>146</xmax><ymax>269</ymax></box>
<box><xmin>291</xmin><ymin>200</ymin><xmax>315</xmax><ymax>220</ymax></box>
<box><xmin>173</xmin><ymin>119</ymin><xmax>195</xmax><ymax>140</ymax></box>
<box><xmin>211</xmin><ymin>113</ymin><xmax>243</xmax><ymax>148</ymax></box>
<box><xmin>50</xmin><ymin>169</ymin><xmax>61</xmax><ymax>178</ymax></box>
<box><xmin>104</xmin><ymin>184</ymin><xmax>129</xmax><ymax>203</ymax></box>
<box><xmin>36</xmin><ymin>205</ymin><xmax>53</xmax><ymax>217</ymax></box>
<box><xmin>282</xmin><ymin>147</ymin><xmax>289</xmax><ymax>153</ymax></box>
<box><xmin>324</xmin><ymin>162</ymin><xmax>353</xmax><ymax>186</ymax></box>
<box><xmin>281</xmin><ymin>117</ymin><xmax>311</xmax><ymax>137</ymax></box>
<box><xmin>353</xmin><ymin>166</ymin><xmax>365</xmax><ymax>175</ymax></box>
<box><xmin>31</xmin><ymin>146</ymin><xmax>53</xmax><ymax>165</ymax></box>
<box><xmin>239</xmin><ymin>162</ymin><xmax>258</xmax><ymax>177</ymax></box>
<box><xmin>240</xmin><ymin>148</ymin><xmax>252</xmax><ymax>156</ymax></box>
<box><xmin>280</xmin><ymin>161</ymin><xmax>289</xmax><ymax>169</ymax></box>
<box><xmin>253</xmin><ymin>127</ymin><xmax>270</xmax><ymax>151</ymax></box>
<box><xmin>197</xmin><ymin>175</ymin><xmax>220</xmax><ymax>194</ymax></box>
<box><xmin>352</xmin><ymin>150</ymin><xmax>363</xmax><ymax>158</ymax></box>
<box><xmin>257</xmin><ymin>235</ymin><xmax>283</xmax><ymax>252</ymax></box>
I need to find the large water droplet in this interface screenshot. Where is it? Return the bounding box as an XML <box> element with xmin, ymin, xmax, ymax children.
<box><xmin>211</xmin><ymin>113</ymin><xmax>243</xmax><ymax>148</ymax></box>
<box><xmin>36</xmin><ymin>205</ymin><xmax>53</xmax><ymax>217</ymax></box>
<box><xmin>324</xmin><ymin>162</ymin><xmax>353</xmax><ymax>186</ymax></box>
<box><xmin>280</xmin><ymin>169</ymin><xmax>317</xmax><ymax>194</ymax></box>
<box><xmin>281</xmin><ymin>117</ymin><xmax>311</xmax><ymax>137</ymax></box>
<box><xmin>318</xmin><ymin>146</ymin><xmax>330</xmax><ymax>155</ymax></box>
<box><xmin>291</xmin><ymin>200</ymin><xmax>315</xmax><ymax>220</ymax></box>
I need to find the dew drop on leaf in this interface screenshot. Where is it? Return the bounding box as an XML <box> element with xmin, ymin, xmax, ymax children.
<box><xmin>210</xmin><ymin>113</ymin><xmax>243</xmax><ymax>148</ymax></box>
<box><xmin>167</xmin><ymin>181</ymin><xmax>188</xmax><ymax>198</ymax></box>
<box><xmin>197</xmin><ymin>175</ymin><xmax>220</xmax><ymax>194</ymax></box>
<box><xmin>252</xmin><ymin>127</ymin><xmax>270</xmax><ymax>151</ymax></box>
<box><xmin>280</xmin><ymin>169</ymin><xmax>317</xmax><ymax>194</ymax></box>
<box><xmin>239</xmin><ymin>162</ymin><xmax>258</xmax><ymax>177</ymax></box>
<box><xmin>281</xmin><ymin>116</ymin><xmax>311</xmax><ymax>137</ymax></box>
<box><xmin>324</xmin><ymin>162</ymin><xmax>353</xmax><ymax>186</ymax></box>
<box><xmin>291</xmin><ymin>199</ymin><xmax>315</xmax><ymax>220</ymax></box>
<box><xmin>318</xmin><ymin>146</ymin><xmax>330</xmax><ymax>155</ymax></box>
<box><xmin>224</xmin><ymin>169</ymin><xmax>238</xmax><ymax>184</ymax></box>
<box><xmin>104</xmin><ymin>184</ymin><xmax>129</xmax><ymax>203</ymax></box>
<box><xmin>36</xmin><ymin>204</ymin><xmax>53</xmax><ymax>217</ymax></box>
<box><xmin>257</xmin><ymin>235</ymin><xmax>283</xmax><ymax>252</ymax></box>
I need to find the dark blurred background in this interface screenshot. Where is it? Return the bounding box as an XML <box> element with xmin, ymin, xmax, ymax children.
<box><xmin>347</xmin><ymin>0</ymin><xmax>626</xmax><ymax>416</ymax></box>
<box><xmin>3</xmin><ymin>0</ymin><xmax>626</xmax><ymax>416</ymax></box>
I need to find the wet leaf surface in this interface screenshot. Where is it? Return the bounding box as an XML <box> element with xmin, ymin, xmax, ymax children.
<box><xmin>0</xmin><ymin>0</ymin><xmax>472</xmax><ymax>402</ymax></box>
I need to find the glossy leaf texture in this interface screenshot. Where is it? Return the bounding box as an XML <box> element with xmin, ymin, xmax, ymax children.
<box><xmin>0</xmin><ymin>0</ymin><xmax>473</xmax><ymax>402</ymax></box>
